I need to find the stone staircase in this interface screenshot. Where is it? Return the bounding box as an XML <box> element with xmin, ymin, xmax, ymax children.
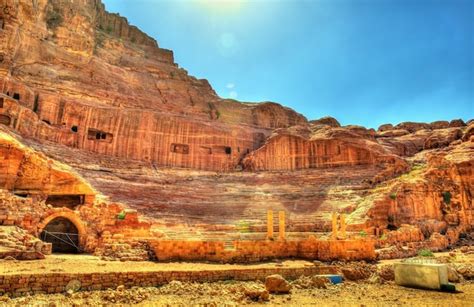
<box><xmin>23</xmin><ymin>139</ymin><xmax>387</xmax><ymax>237</ymax></box>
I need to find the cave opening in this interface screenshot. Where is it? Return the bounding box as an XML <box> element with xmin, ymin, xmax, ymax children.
<box><xmin>0</xmin><ymin>114</ymin><xmax>11</xmax><ymax>126</ymax></box>
<box><xmin>13</xmin><ymin>93</ymin><xmax>20</xmax><ymax>100</ymax></box>
<box><xmin>87</xmin><ymin>128</ymin><xmax>113</xmax><ymax>142</ymax></box>
<box><xmin>171</xmin><ymin>143</ymin><xmax>190</xmax><ymax>154</ymax></box>
<box><xmin>71</xmin><ymin>125</ymin><xmax>78</xmax><ymax>133</ymax></box>
<box><xmin>213</xmin><ymin>146</ymin><xmax>233</xmax><ymax>155</ymax></box>
<box><xmin>0</xmin><ymin>97</ymin><xmax>3</xmax><ymax>108</ymax></box>
<box><xmin>13</xmin><ymin>193</ymin><xmax>28</xmax><ymax>198</ymax></box>
<box><xmin>0</xmin><ymin>18</ymin><xmax>4</xmax><ymax>30</ymax></box>
<box><xmin>40</xmin><ymin>217</ymin><xmax>79</xmax><ymax>253</ymax></box>
<box><xmin>387</xmin><ymin>224</ymin><xmax>398</xmax><ymax>231</ymax></box>
<box><xmin>33</xmin><ymin>94</ymin><xmax>40</xmax><ymax>113</ymax></box>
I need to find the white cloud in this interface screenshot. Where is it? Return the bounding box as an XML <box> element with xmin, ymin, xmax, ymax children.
<box><xmin>226</xmin><ymin>83</ymin><xmax>235</xmax><ymax>89</ymax></box>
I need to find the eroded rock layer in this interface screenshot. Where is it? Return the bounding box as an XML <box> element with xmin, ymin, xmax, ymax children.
<box><xmin>0</xmin><ymin>0</ymin><xmax>472</xmax><ymax>260</ymax></box>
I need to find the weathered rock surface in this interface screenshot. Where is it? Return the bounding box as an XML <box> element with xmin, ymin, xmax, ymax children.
<box><xmin>310</xmin><ymin>116</ymin><xmax>341</xmax><ymax>127</ymax></box>
<box><xmin>0</xmin><ymin>0</ymin><xmax>305</xmax><ymax>171</ymax></box>
<box><xmin>265</xmin><ymin>274</ymin><xmax>291</xmax><ymax>294</ymax></box>
<box><xmin>0</xmin><ymin>0</ymin><xmax>472</xmax><ymax>261</ymax></box>
<box><xmin>0</xmin><ymin>226</ymin><xmax>51</xmax><ymax>260</ymax></box>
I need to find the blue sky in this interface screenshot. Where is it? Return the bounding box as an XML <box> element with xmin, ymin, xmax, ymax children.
<box><xmin>102</xmin><ymin>0</ymin><xmax>473</xmax><ymax>128</ymax></box>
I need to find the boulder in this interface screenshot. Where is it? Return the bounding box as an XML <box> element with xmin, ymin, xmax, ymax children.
<box><xmin>310</xmin><ymin>116</ymin><xmax>341</xmax><ymax>127</ymax></box>
<box><xmin>378</xmin><ymin>265</ymin><xmax>395</xmax><ymax>281</ymax></box>
<box><xmin>394</xmin><ymin>122</ymin><xmax>431</xmax><ymax>133</ymax></box>
<box><xmin>447</xmin><ymin>265</ymin><xmax>461</xmax><ymax>283</ymax></box>
<box><xmin>345</xmin><ymin>125</ymin><xmax>376</xmax><ymax>139</ymax></box>
<box><xmin>376</xmin><ymin>129</ymin><xmax>410</xmax><ymax>138</ymax></box>
<box><xmin>430</xmin><ymin>121</ymin><xmax>450</xmax><ymax>130</ymax></box>
<box><xmin>341</xmin><ymin>265</ymin><xmax>373</xmax><ymax>281</ymax></box>
<box><xmin>423</xmin><ymin>128</ymin><xmax>463</xmax><ymax>149</ymax></box>
<box><xmin>265</xmin><ymin>274</ymin><xmax>291</xmax><ymax>294</ymax></box>
<box><xmin>456</xmin><ymin>265</ymin><xmax>474</xmax><ymax>280</ymax></box>
<box><xmin>462</xmin><ymin>124</ymin><xmax>474</xmax><ymax>142</ymax></box>
<box><xmin>449</xmin><ymin>119</ymin><xmax>466</xmax><ymax>127</ymax></box>
<box><xmin>241</xmin><ymin>285</ymin><xmax>269</xmax><ymax>301</ymax></box>
<box><xmin>378</xmin><ymin>124</ymin><xmax>394</xmax><ymax>132</ymax></box>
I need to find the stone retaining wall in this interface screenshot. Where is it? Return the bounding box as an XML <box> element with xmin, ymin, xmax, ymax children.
<box><xmin>0</xmin><ymin>266</ymin><xmax>336</xmax><ymax>297</ymax></box>
<box><xmin>150</xmin><ymin>237</ymin><xmax>375</xmax><ymax>263</ymax></box>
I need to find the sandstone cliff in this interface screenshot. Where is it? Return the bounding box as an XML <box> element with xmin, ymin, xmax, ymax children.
<box><xmin>0</xmin><ymin>0</ymin><xmax>472</xmax><ymax>259</ymax></box>
<box><xmin>0</xmin><ymin>0</ymin><xmax>306</xmax><ymax>171</ymax></box>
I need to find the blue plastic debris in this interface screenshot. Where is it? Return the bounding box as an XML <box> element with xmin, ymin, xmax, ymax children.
<box><xmin>317</xmin><ymin>274</ymin><xmax>343</xmax><ymax>284</ymax></box>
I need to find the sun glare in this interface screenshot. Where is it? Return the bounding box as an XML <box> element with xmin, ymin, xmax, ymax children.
<box><xmin>199</xmin><ymin>0</ymin><xmax>244</xmax><ymax>13</ymax></box>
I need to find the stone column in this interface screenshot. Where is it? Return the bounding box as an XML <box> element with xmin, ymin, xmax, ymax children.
<box><xmin>278</xmin><ymin>211</ymin><xmax>286</xmax><ymax>240</ymax></box>
<box><xmin>340</xmin><ymin>213</ymin><xmax>346</xmax><ymax>239</ymax></box>
<box><xmin>267</xmin><ymin>210</ymin><xmax>274</xmax><ymax>239</ymax></box>
<box><xmin>331</xmin><ymin>212</ymin><xmax>338</xmax><ymax>239</ymax></box>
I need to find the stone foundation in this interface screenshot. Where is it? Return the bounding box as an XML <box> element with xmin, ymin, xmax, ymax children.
<box><xmin>150</xmin><ymin>238</ymin><xmax>376</xmax><ymax>263</ymax></box>
<box><xmin>0</xmin><ymin>265</ymin><xmax>336</xmax><ymax>297</ymax></box>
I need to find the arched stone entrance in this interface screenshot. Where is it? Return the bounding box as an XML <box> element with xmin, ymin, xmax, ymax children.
<box><xmin>38</xmin><ymin>210</ymin><xmax>86</xmax><ymax>253</ymax></box>
<box><xmin>40</xmin><ymin>217</ymin><xmax>79</xmax><ymax>253</ymax></box>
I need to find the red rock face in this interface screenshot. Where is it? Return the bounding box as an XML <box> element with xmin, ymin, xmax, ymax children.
<box><xmin>0</xmin><ymin>0</ymin><xmax>305</xmax><ymax>171</ymax></box>
<box><xmin>0</xmin><ymin>0</ymin><xmax>472</xmax><ymax>259</ymax></box>
<box><xmin>243</xmin><ymin>126</ymin><xmax>407</xmax><ymax>173</ymax></box>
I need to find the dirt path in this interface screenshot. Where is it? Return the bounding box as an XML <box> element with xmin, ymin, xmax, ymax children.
<box><xmin>0</xmin><ymin>254</ymin><xmax>314</xmax><ymax>275</ymax></box>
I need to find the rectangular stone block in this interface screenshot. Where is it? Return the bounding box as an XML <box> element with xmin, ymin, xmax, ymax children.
<box><xmin>317</xmin><ymin>274</ymin><xmax>343</xmax><ymax>284</ymax></box>
<box><xmin>394</xmin><ymin>262</ymin><xmax>448</xmax><ymax>290</ymax></box>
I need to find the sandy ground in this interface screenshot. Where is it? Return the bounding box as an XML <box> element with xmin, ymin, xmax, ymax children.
<box><xmin>0</xmin><ymin>254</ymin><xmax>315</xmax><ymax>275</ymax></box>
<box><xmin>0</xmin><ymin>251</ymin><xmax>473</xmax><ymax>306</ymax></box>
<box><xmin>2</xmin><ymin>280</ymin><xmax>473</xmax><ymax>306</ymax></box>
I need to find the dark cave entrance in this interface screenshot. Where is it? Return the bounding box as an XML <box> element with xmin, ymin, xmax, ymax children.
<box><xmin>0</xmin><ymin>114</ymin><xmax>11</xmax><ymax>126</ymax></box>
<box><xmin>40</xmin><ymin>217</ymin><xmax>80</xmax><ymax>253</ymax></box>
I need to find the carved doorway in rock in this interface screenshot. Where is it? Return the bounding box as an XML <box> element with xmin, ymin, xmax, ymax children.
<box><xmin>40</xmin><ymin>217</ymin><xmax>80</xmax><ymax>253</ymax></box>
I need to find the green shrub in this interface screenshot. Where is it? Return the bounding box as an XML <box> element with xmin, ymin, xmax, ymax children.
<box><xmin>359</xmin><ymin>230</ymin><xmax>367</xmax><ymax>237</ymax></box>
<box><xmin>389</xmin><ymin>193</ymin><xmax>397</xmax><ymax>200</ymax></box>
<box><xmin>236</xmin><ymin>220</ymin><xmax>251</xmax><ymax>233</ymax></box>
<box><xmin>380</xmin><ymin>234</ymin><xmax>387</xmax><ymax>240</ymax></box>
<box><xmin>46</xmin><ymin>9</ymin><xmax>63</xmax><ymax>30</ymax></box>
<box><xmin>442</xmin><ymin>191</ymin><xmax>451</xmax><ymax>204</ymax></box>
<box><xmin>417</xmin><ymin>249</ymin><xmax>434</xmax><ymax>257</ymax></box>
<box><xmin>117</xmin><ymin>211</ymin><xmax>126</xmax><ymax>220</ymax></box>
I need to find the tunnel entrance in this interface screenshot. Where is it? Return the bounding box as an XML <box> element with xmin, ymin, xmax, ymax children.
<box><xmin>40</xmin><ymin>217</ymin><xmax>80</xmax><ymax>253</ymax></box>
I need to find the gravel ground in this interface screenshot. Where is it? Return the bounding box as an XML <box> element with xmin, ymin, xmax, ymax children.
<box><xmin>0</xmin><ymin>250</ymin><xmax>473</xmax><ymax>306</ymax></box>
<box><xmin>1</xmin><ymin>280</ymin><xmax>473</xmax><ymax>306</ymax></box>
